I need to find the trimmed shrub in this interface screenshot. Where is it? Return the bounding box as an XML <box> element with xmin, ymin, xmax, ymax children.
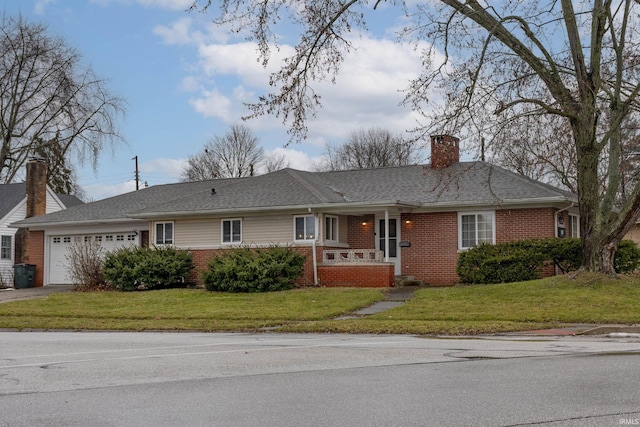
<box><xmin>203</xmin><ymin>245</ymin><xmax>306</xmax><ymax>292</ymax></box>
<box><xmin>457</xmin><ymin>238</ymin><xmax>640</xmax><ymax>284</ymax></box>
<box><xmin>456</xmin><ymin>242</ymin><xmax>547</xmax><ymax>284</ymax></box>
<box><xmin>103</xmin><ymin>246</ymin><xmax>194</xmax><ymax>291</ymax></box>
<box><xmin>615</xmin><ymin>240</ymin><xmax>640</xmax><ymax>273</ymax></box>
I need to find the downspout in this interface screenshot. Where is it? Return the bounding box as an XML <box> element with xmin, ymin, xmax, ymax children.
<box><xmin>384</xmin><ymin>209</ymin><xmax>390</xmax><ymax>263</ymax></box>
<box><xmin>554</xmin><ymin>202</ymin><xmax>575</xmax><ymax>237</ymax></box>
<box><xmin>312</xmin><ymin>211</ymin><xmax>319</xmax><ymax>286</ymax></box>
<box><xmin>554</xmin><ymin>202</ymin><xmax>575</xmax><ymax>275</ymax></box>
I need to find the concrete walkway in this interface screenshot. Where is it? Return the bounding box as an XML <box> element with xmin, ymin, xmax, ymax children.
<box><xmin>0</xmin><ymin>285</ymin><xmax>73</xmax><ymax>303</ymax></box>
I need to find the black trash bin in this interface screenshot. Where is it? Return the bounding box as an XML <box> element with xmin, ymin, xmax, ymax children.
<box><xmin>13</xmin><ymin>264</ymin><xmax>36</xmax><ymax>289</ymax></box>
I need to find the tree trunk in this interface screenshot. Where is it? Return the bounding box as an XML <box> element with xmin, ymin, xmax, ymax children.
<box><xmin>600</xmin><ymin>241</ymin><xmax>617</xmax><ymax>275</ymax></box>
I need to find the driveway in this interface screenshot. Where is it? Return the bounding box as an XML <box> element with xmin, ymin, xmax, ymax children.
<box><xmin>0</xmin><ymin>284</ymin><xmax>73</xmax><ymax>303</ymax></box>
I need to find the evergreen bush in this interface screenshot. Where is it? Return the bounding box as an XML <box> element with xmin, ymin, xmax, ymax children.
<box><xmin>203</xmin><ymin>245</ymin><xmax>306</xmax><ymax>292</ymax></box>
<box><xmin>103</xmin><ymin>246</ymin><xmax>194</xmax><ymax>291</ymax></box>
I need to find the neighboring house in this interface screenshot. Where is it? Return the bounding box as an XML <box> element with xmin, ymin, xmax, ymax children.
<box><xmin>13</xmin><ymin>135</ymin><xmax>580</xmax><ymax>287</ymax></box>
<box><xmin>0</xmin><ymin>159</ymin><xmax>83</xmax><ymax>287</ymax></box>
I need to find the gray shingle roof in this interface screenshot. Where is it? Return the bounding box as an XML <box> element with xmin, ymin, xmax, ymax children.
<box><xmin>13</xmin><ymin>162</ymin><xmax>577</xmax><ymax>227</ymax></box>
<box><xmin>0</xmin><ymin>183</ymin><xmax>27</xmax><ymax>220</ymax></box>
<box><xmin>0</xmin><ymin>183</ymin><xmax>85</xmax><ymax>221</ymax></box>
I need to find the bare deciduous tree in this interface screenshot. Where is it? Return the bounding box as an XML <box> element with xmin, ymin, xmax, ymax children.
<box><xmin>0</xmin><ymin>15</ymin><xmax>125</xmax><ymax>193</ymax></box>
<box><xmin>316</xmin><ymin>128</ymin><xmax>422</xmax><ymax>171</ymax></box>
<box><xmin>263</xmin><ymin>151</ymin><xmax>291</xmax><ymax>173</ymax></box>
<box><xmin>182</xmin><ymin>124</ymin><xmax>264</xmax><ymax>181</ymax></box>
<box><xmin>190</xmin><ymin>1</ymin><xmax>640</xmax><ymax>274</ymax></box>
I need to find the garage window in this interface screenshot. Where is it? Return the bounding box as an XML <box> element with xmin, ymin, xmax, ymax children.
<box><xmin>1</xmin><ymin>236</ymin><xmax>11</xmax><ymax>260</ymax></box>
<box><xmin>155</xmin><ymin>222</ymin><xmax>174</xmax><ymax>245</ymax></box>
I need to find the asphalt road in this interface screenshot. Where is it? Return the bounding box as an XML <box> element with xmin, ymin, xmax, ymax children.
<box><xmin>1</xmin><ymin>332</ymin><xmax>640</xmax><ymax>426</ymax></box>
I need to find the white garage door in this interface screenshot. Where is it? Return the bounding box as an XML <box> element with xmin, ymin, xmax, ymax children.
<box><xmin>48</xmin><ymin>233</ymin><xmax>138</xmax><ymax>284</ymax></box>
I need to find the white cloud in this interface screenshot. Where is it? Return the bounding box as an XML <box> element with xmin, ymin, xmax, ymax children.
<box><xmin>89</xmin><ymin>0</ymin><xmax>193</xmax><ymax>10</ymax></box>
<box><xmin>83</xmin><ymin>180</ymin><xmax>137</xmax><ymax>202</ymax></box>
<box><xmin>139</xmin><ymin>157</ymin><xmax>187</xmax><ymax>177</ymax></box>
<box><xmin>182</xmin><ymin>30</ymin><xmax>432</xmax><ymax>142</ymax></box>
<box><xmin>260</xmin><ymin>147</ymin><xmax>323</xmax><ymax>174</ymax></box>
<box><xmin>188</xmin><ymin>88</ymin><xmax>233</xmax><ymax>121</ymax></box>
<box><xmin>34</xmin><ymin>0</ymin><xmax>56</xmax><ymax>14</ymax></box>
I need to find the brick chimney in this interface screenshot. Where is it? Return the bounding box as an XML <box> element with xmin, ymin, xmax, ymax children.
<box><xmin>26</xmin><ymin>158</ymin><xmax>47</xmax><ymax>218</ymax></box>
<box><xmin>15</xmin><ymin>158</ymin><xmax>47</xmax><ymax>267</ymax></box>
<box><xmin>430</xmin><ymin>135</ymin><xmax>460</xmax><ymax>170</ymax></box>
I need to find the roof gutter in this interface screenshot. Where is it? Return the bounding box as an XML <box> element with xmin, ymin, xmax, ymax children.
<box><xmin>9</xmin><ymin>218</ymin><xmax>147</xmax><ymax>230</ymax></box>
<box><xmin>125</xmin><ymin>200</ymin><xmax>423</xmax><ymax>219</ymax></box>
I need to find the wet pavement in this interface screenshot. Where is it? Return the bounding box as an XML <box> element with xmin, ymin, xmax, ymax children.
<box><xmin>0</xmin><ymin>285</ymin><xmax>73</xmax><ymax>303</ymax></box>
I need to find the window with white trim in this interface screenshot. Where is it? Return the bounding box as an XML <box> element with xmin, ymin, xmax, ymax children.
<box><xmin>222</xmin><ymin>219</ymin><xmax>242</xmax><ymax>244</ymax></box>
<box><xmin>325</xmin><ymin>215</ymin><xmax>338</xmax><ymax>242</ymax></box>
<box><xmin>155</xmin><ymin>222</ymin><xmax>173</xmax><ymax>245</ymax></box>
<box><xmin>294</xmin><ymin>215</ymin><xmax>316</xmax><ymax>240</ymax></box>
<box><xmin>569</xmin><ymin>214</ymin><xmax>580</xmax><ymax>238</ymax></box>
<box><xmin>459</xmin><ymin>212</ymin><xmax>495</xmax><ymax>249</ymax></box>
<box><xmin>1</xmin><ymin>235</ymin><xmax>11</xmax><ymax>260</ymax></box>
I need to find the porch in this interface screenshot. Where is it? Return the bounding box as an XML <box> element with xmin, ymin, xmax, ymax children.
<box><xmin>317</xmin><ymin>249</ymin><xmax>395</xmax><ymax>288</ymax></box>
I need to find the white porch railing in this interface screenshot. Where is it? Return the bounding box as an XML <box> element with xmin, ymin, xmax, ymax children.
<box><xmin>322</xmin><ymin>249</ymin><xmax>384</xmax><ymax>263</ymax></box>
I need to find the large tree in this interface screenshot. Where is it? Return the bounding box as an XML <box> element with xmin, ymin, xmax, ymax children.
<box><xmin>182</xmin><ymin>124</ymin><xmax>264</xmax><ymax>181</ymax></box>
<box><xmin>0</xmin><ymin>15</ymin><xmax>124</xmax><ymax>193</ymax></box>
<box><xmin>190</xmin><ymin>1</ymin><xmax>640</xmax><ymax>275</ymax></box>
<box><xmin>317</xmin><ymin>127</ymin><xmax>422</xmax><ymax>171</ymax></box>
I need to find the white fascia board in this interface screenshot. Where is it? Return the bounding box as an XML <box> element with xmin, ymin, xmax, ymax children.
<box><xmin>10</xmin><ymin>218</ymin><xmax>148</xmax><ymax>230</ymax></box>
<box><xmin>125</xmin><ymin>200</ymin><xmax>423</xmax><ymax>219</ymax></box>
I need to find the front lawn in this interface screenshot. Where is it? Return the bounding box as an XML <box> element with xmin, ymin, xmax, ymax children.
<box><xmin>1</xmin><ymin>273</ymin><xmax>639</xmax><ymax>334</ymax></box>
<box><xmin>0</xmin><ymin>288</ymin><xmax>384</xmax><ymax>331</ymax></box>
<box><xmin>282</xmin><ymin>273</ymin><xmax>640</xmax><ymax>334</ymax></box>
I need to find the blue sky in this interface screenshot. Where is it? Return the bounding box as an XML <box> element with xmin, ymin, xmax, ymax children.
<box><xmin>4</xmin><ymin>0</ymin><xmax>431</xmax><ymax>200</ymax></box>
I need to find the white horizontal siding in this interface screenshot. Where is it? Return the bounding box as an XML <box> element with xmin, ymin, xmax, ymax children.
<box><xmin>242</xmin><ymin>215</ymin><xmax>291</xmax><ymax>244</ymax></box>
<box><xmin>174</xmin><ymin>219</ymin><xmax>218</xmax><ymax>248</ymax></box>
<box><xmin>45</xmin><ymin>188</ymin><xmax>65</xmax><ymax>214</ymax></box>
<box><xmin>0</xmin><ymin>202</ymin><xmax>26</xmax><ymax>285</ymax></box>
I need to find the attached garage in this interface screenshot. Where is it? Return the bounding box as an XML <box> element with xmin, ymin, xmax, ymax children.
<box><xmin>48</xmin><ymin>232</ymin><xmax>140</xmax><ymax>284</ymax></box>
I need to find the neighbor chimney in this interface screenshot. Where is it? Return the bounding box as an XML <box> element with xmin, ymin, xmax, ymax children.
<box><xmin>26</xmin><ymin>158</ymin><xmax>47</xmax><ymax>218</ymax></box>
<box><xmin>430</xmin><ymin>135</ymin><xmax>460</xmax><ymax>170</ymax></box>
<box><xmin>15</xmin><ymin>158</ymin><xmax>47</xmax><ymax>266</ymax></box>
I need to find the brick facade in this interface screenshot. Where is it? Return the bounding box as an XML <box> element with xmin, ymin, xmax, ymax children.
<box><xmin>350</xmin><ymin>207</ymin><xmax>559</xmax><ymax>287</ymax></box>
<box><xmin>317</xmin><ymin>263</ymin><xmax>394</xmax><ymax>287</ymax></box>
<box><xmin>27</xmin><ymin>230</ymin><xmax>45</xmax><ymax>287</ymax></box>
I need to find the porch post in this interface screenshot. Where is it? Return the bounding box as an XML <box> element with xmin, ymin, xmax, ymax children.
<box><xmin>384</xmin><ymin>209</ymin><xmax>389</xmax><ymax>263</ymax></box>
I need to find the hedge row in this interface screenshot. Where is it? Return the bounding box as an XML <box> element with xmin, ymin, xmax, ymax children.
<box><xmin>456</xmin><ymin>238</ymin><xmax>640</xmax><ymax>284</ymax></box>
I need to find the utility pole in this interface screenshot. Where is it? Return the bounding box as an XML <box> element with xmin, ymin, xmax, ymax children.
<box><xmin>133</xmin><ymin>156</ymin><xmax>139</xmax><ymax>190</ymax></box>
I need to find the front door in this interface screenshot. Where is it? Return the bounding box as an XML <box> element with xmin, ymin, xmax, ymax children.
<box><xmin>376</xmin><ymin>216</ymin><xmax>401</xmax><ymax>275</ymax></box>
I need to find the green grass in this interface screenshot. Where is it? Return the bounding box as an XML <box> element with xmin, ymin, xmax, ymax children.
<box><xmin>0</xmin><ymin>288</ymin><xmax>384</xmax><ymax>331</ymax></box>
<box><xmin>2</xmin><ymin>273</ymin><xmax>640</xmax><ymax>334</ymax></box>
<box><xmin>286</xmin><ymin>273</ymin><xmax>640</xmax><ymax>334</ymax></box>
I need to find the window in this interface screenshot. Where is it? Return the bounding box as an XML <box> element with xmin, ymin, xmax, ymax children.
<box><xmin>459</xmin><ymin>212</ymin><xmax>495</xmax><ymax>249</ymax></box>
<box><xmin>294</xmin><ymin>215</ymin><xmax>316</xmax><ymax>240</ymax></box>
<box><xmin>569</xmin><ymin>214</ymin><xmax>580</xmax><ymax>238</ymax></box>
<box><xmin>63</xmin><ymin>237</ymin><xmax>71</xmax><ymax>243</ymax></box>
<box><xmin>222</xmin><ymin>219</ymin><xmax>242</xmax><ymax>244</ymax></box>
<box><xmin>155</xmin><ymin>222</ymin><xmax>173</xmax><ymax>245</ymax></box>
<box><xmin>1</xmin><ymin>236</ymin><xmax>11</xmax><ymax>260</ymax></box>
<box><xmin>325</xmin><ymin>216</ymin><xmax>338</xmax><ymax>242</ymax></box>
<box><xmin>53</xmin><ymin>237</ymin><xmax>61</xmax><ymax>244</ymax></box>
<box><xmin>116</xmin><ymin>235</ymin><xmax>124</xmax><ymax>241</ymax></box>
<box><xmin>105</xmin><ymin>235</ymin><xmax>113</xmax><ymax>242</ymax></box>
<box><xmin>127</xmin><ymin>234</ymin><xmax>136</xmax><ymax>241</ymax></box>
<box><xmin>95</xmin><ymin>236</ymin><xmax>103</xmax><ymax>242</ymax></box>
